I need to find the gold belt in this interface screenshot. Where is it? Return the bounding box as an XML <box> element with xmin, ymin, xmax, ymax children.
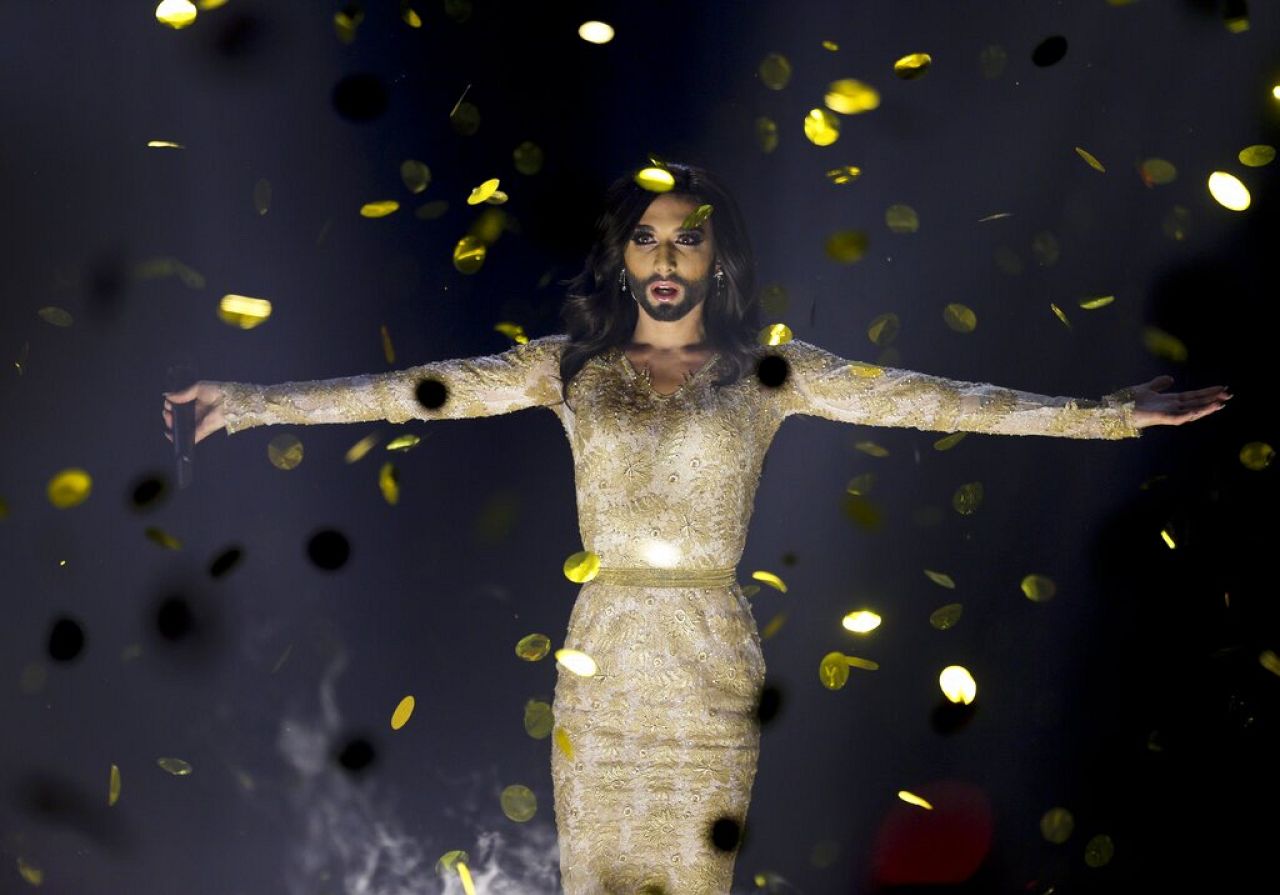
<box><xmin>591</xmin><ymin>566</ymin><xmax>737</xmax><ymax>588</ymax></box>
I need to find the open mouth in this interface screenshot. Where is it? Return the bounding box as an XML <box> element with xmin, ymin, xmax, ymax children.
<box><xmin>649</xmin><ymin>282</ymin><xmax>682</xmax><ymax>302</ymax></box>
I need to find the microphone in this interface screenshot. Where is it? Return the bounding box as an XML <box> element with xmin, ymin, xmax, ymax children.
<box><xmin>165</xmin><ymin>360</ymin><xmax>198</xmax><ymax>489</ymax></box>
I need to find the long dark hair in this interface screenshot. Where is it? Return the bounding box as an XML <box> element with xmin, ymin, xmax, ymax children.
<box><xmin>557</xmin><ymin>162</ymin><xmax>761</xmax><ymax>406</ymax></box>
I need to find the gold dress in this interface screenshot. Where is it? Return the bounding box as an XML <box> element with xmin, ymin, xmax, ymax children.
<box><xmin>215</xmin><ymin>335</ymin><xmax>1140</xmax><ymax>894</ymax></box>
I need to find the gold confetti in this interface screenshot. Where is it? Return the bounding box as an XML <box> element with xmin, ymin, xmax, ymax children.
<box><xmin>825</xmin><ymin>230</ymin><xmax>869</xmax><ymax>263</ymax></box>
<box><xmin>979</xmin><ymin>44</ymin><xmax>1007</xmax><ymax>79</ymax></box>
<box><xmin>379</xmin><ymin>462</ymin><xmax>399</xmax><ymax>504</ymax></box>
<box><xmin>1050</xmin><ymin>303</ymin><xmax>1072</xmax><ymax>329</ymax></box>
<box><xmin>16</xmin><ymin>858</ymin><xmax>43</xmax><ymax>886</ymax></box>
<box><xmin>37</xmin><ymin>306</ymin><xmax>73</xmax><ymax>327</ymax></box>
<box><xmin>1079</xmin><ymin>295</ymin><xmax>1115</xmax><ymax>309</ymax></box>
<box><xmin>929</xmin><ymin>603</ymin><xmax>962</xmax><ymax>630</ymax></box>
<box><xmin>1142</xmin><ymin>326</ymin><xmax>1187</xmax><ymax>362</ymax></box>
<box><xmin>15</xmin><ymin>341</ymin><xmax>29</xmax><ymax>375</ymax></box>
<box><xmin>495</xmin><ymin>321</ymin><xmax>528</xmax><ymax>344</ymax></box>
<box><xmin>563</xmin><ymin>549</ymin><xmax>600</xmax><ymax>583</ymax></box>
<box><xmin>1074</xmin><ymin>147</ymin><xmax>1106</xmax><ymax>172</ymax></box>
<box><xmin>893</xmin><ymin>53</ymin><xmax>932</xmax><ymax>79</ymax></box>
<box><xmin>147</xmin><ymin>140</ymin><xmax>184</xmax><ymax>149</ymax></box>
<box><xmin>822</xmin><ymin>40</ymin><xmax>838</xmax><ymax>51</ymax></box>
<box><xmin>1239</xmin><ymin>442</ymin><xmax>1274</xmax><ymax>471</ymax></box>
<box><xmin>635</xmin><ymin>166</ymin><xmax>675</xmax><ymax>192</ymax></box>
<box><xmin>1238</xmin><ymin>144</ymin><xmax>1275</xmax><ymax>167</ymax></box>
<box><xmin>898</xmin><ymin>790</ymin><xmax>933</xmax><ymax>809</ymax></box>
<box><xmin>144</xmin><ymin>527</ymin><xmax>182</xmax><ymax>550</ymax></box>
<box><xmin>523</xmin><ymin>699</ymin><xmax>553</xmax><ymax>738</ymax></box>
<box><xmin>1224</xmin><ymin>6</ymin><xmax>1249</xmax><ymax>32</ymax></box>
<box><xmin>951</xmin><ymin>481</ymin><xmax>983</xmax><ymax>515</ymax></box>
<box><xmin>450</xmin><ymin>101</ymin><xmax>480</xmax><ymax>135</ymax></box>
<box><xmin>943</xmin><ymin>303</ymin><xmax>976</xmax><ymax>333</ymax></box>
<box><xmin>1208</xmin><ymin>171</ymin><xmax>1250</xmax><ymax>210</ymax></box>
<box><xmin>1032</xmin><ymin>231</ymin><xmax>1060</xmax><ymax>266</ymax></box>
<box><xmin>345</xmin><ymin>433</ymin><xmax>380</xmax><ymax>463</ymax></box>
<box><xmin>217</xmin><ymin>294</ymin><xmax>272</xmax><ymax>329</ymax></box>
<box><xmin>334</xmin><ymin>6</ymin><xmax>363</xmax><ymax>43</ymax></box>
<box><xmin>933</xmin><ymin>432</ymin><xmax>966</xmax><ymax>451</ymax></box>
<box><xmin>156</xmin><ymin>0</ymin><xmax>197</xmax><ymax>29</ymax></box>
<box><xmin>1160</xmin><ymin>527</ymin><xmax>1176</xmax><ymax>549</ymax></box>
<box><xmin>457</xmin><ymin>863</ymin><xmax>476</xmax><ymax>895</ymax></box>
<box><xmin>1259</xmin><ymin>650</ymin><xmax>1280</xmax><ymax>677</ymax></box>
<box><xmin>759</xmin><ymin>52</ymin><xmax>791</xmax><ymax>90</ymax></box>
<box><xmin>376</xmin><ymin>324</ymin><xmax>396</xmax><ymax>364</ymax></box>
<box><xmin>826</xmin><ymin>165</ymin><xmax>861</xmax><ymax>184</ymax></box>
<box><xmin>453</xmin><ymin>235</ymin><xmax>486</xmax><ymax>273</ymax></box>
<box><xmin>846</xmin><ymin>655</ymin><xmax>879</xmax><ymax>671</ymax></box>
<box><xmin>978</xmin><ymin>211</ymin><xmax>1013</xmax><ymax>222</ymax></box>
<box><xmin>400</xmin><ymin>160</ymin><xmax>430</xmax><ymax>193</ymax></box>
<box><xmin>841</xmin><ymin>610</ymin><xmax>881</xmax><ymax>633</ymax></box>
<box><xmin>386</xmin><ymin>435</ymin><xmax>421</xmax><ymax>452</ymax></box>
<box><xmin>1083</xmin><ymin>834</ymin><xmax>1115</xmax><ymax>868</ymax></box>
<box><xmin>761</xmin><ymin>612</ymin><xmax>787</xmax><ymax>639</ymax></box>
<box><xmin>578</xmin><ymin>20</ymin><xmax>614</xmax><ymax>44</ymax></box>
<box><xmin>108</xmin><ymin>764</ymin><xmax>121</xmax><ymax>806</ymax></box>
<box><xmin>485</xmin><ymin>191</ymin><xmax>511</xmax><ymax>206</ymax></box>
<box><xmin>843</xmin><ymin>493</ymin><xmax>882</xmax><ymax>530</ymax></box>
<box><xmin>555</xmin><ymin>648</ymin><xmax>597</xmax><ymax>677</ymax></box>
<box><xmin>390</xmin><ymin>695</ymin><xmax>415</xmax><ymax>730</ymax></box>
<box><xmin>415</xmin><ymin>200</ymin><xmax>448</xmax><ymax>220</ymax></box>
<box><xmin>267</xmin><ymin>434</ymin><xmax>304</xmax><ymax>470</ymax></box>
<box><xmin>758</xmin><ymin>323</ymin><xmax>792</xmax><ymax>346</ymax></box>
<box><xmin>854</xmin><ymin>441</ymin><xmax>889</xmax><ymax>458</ymax></box>
<box><xmin>867</xmin><ymin>312</ymin><xmax>900</xmax><ymax>346</ymax></box>
<box><xmin>360</xmin><ymin>200</ymin><xmax>400</xmax><ymax>218</ymax></box>
<box><xmin>681</xmin><ymin>204</ymin><xmax>713</xmax><ymax>230</ymax></box>
<box><xmin>1040</xmin><ymin>807</ymin><xmax>1074</xmax><ymax>844</ymax></box>
<box><xmin>885</xmin><ymin>204</ymin><xmax>919</xmax><ymax>234</ymax></box>
<box><xmin>755</xmin><ymin>117</ymin><xmax>779</xmax><ymax>153</ymax></box>
<box><xmin>1138</xmin><ymin>158</ymin><xmax>1177</xmax><ymax>186</ymax></box>
<box><xmin>924</xmin><ymin>570</ymin><xmax>955</xmax><ymax>589</ymax></box>
<box><xmin>846</xmin><ymin>472</ymin><xmax>875</xmax><ymax>495</ymax></box>
<box><xmin>47</xmin><ymin>468</ymin><xmax>91</xmax><ymax>509</ymax></box>
<box><xmin>466</xmin><ymin>178</ymin><xmax>500</xmax><ymax>205</ymax></box>
<box><xmin>402</xmin><ymin>6</ymin><xmax>422</xmax><ymax>28</ymax></box>
<box><xmin>939</xmin><ymin>665</ymin><xmax>976</xmax><ymax>704</ymax></box>
<box><xmin>157</xmin><ymin>757</ymin><xmax>193</xmax><ymax>776</ymax></box>
<box><xmin>825</xmin><ymin>79</ymin><xmax>880</xmax><ymax>114</ymax></box>
<box><xmin>436</xmin><ymin>850</ymin><xmax>469</xmax><ymax>876</ymax></box>
<box><xmin>515</xmin><ymin>633</ymin><xmax>551</xmax><ymax>661</ymax></box>
<box><xmin>252</xmin><ymin>178</ymin><xmax>270</xmax><ymax>215</ymax></box>
<box><xmin>553</xmin><ymin>726</ymin><xmax>574</xmax><ymax>760</ymax></box>
<box><xmin>1021</xmin><ymin>573</ymin><xmax>1057</xmax><ymax>602</ymax></box>
<box><xmin>752</xmin><ymin>570</ymin><xmax>787</xmax><ymax>593</ymax></box>
<box><xmin>803</xmin><ymin>108</ymin><xmax>840</xmax><ymax>146</ymax></box>
<box><xmin>500</xmin><ymin>784</ymin><xmax>537</xmax><ymax>822</ymax></box>
<box><xmin>1162</xmin><ymin>205</ymin><xmax>1192</xmax><ymax>241</ymax></box>
<box><xmin>513</xmin><ymin>141</ymin><xmax>544</xmax><ymax>174</ymax></box>
<box><xmin>819</xmin><ymin>652</ymin><xmax>850</xmax><ymax>690</ymax></box>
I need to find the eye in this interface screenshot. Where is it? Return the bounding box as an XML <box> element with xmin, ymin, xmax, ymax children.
<box><xmin>678</xmin><ymin>233</ymin><xmax>703</xmax><ymax>245</ymax></box>
<box><xmin>632</xmin><ymin>233</ymin><xmax>654</xmax><ymax>245</ymax></box>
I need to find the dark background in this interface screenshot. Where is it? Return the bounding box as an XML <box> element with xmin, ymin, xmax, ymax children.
<box><xmin>2</xmin><ymin>1</ymin><xmax>1277</xmax><ymax>892</ymax></box>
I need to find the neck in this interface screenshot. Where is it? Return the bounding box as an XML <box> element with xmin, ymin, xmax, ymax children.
<box><xmin>630</xmin><ymin>308</ymin><xmax>708</xmax><ymax>351</ymax></box>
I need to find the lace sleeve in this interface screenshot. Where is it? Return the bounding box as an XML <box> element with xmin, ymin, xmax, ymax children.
<box><xmin>777</xmin><ymin>340</ymin><xmax>1140</xmax><ymax>440</ymax></box>
<box><xmin>214</xmin><ymin>334</ymin><xmax>566</xmax><ymax>435</ymax></box>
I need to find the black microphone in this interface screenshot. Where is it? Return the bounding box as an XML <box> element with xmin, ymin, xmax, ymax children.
<box><xmin>165</xmin><ymin>360</ymin><xmax>198</xmax><ymax>489</ymax></box>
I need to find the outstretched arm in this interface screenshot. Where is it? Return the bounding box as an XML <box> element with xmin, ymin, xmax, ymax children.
<box><xmin>777</xmin><ymin>340</ymin><xmax>1229</xmax><ymax>439</ymax></box>
<box><xmin>163</xmin><ymin>334</ymin><xmax>566</xmax><ymax>440</ymax></box>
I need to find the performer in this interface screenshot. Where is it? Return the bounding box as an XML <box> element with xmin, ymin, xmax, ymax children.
<box><xmin>162</xmin><ymin>163</ymin><xmax>1229</xmax><ymax>894</ymax></box>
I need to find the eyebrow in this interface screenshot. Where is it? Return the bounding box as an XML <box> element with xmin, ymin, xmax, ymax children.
<box><xmin>633</xmin><ymin>223</ymin><xmax>705</xmax><ymax>232</ymax></box>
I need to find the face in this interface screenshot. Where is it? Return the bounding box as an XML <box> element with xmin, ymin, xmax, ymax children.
<box><xmin>622</xmin><ymin>193</ymin><xmax>718</xmax><ymax>324</ymax></box>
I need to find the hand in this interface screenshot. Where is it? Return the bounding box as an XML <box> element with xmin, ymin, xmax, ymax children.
<box><xmin>1116</xmin><ymin>375</ymin><xmax>1232</xmax><ymax>429</ymax></box>
<box><xmin>162</xmin><ymin>381</ymin><xmax>228</xmax><ymax>444</ymax></box>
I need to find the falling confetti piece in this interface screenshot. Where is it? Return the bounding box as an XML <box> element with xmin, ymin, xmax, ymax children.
<box><xmin>854</xmin><ymin>441</ymin><xmax>889</xmax><ymax>458</ymax></box>
<box><xmin>1223</xmin><ymin>3</ymin><xmax>1249</xmax><ymax>32</ymax></box>
<box><xmin>217</xmin><ymin>294</ymin><xmax>272</xmax><ymax>330</ymax></box>
<box><xmin>1040</xmin><ymin>807</ymin><xmax>1074</xmax><ymax>844</ymax></box>
<box><xmin>16</xmin><ymin>858</ymin><xmax>43</xmax><ymax>886</ymax></box>
<box><xmin>825</xmin><ymin>230</ymin><xmax>868</xmax><ymax>262</ymax></box>
<box><xmin>681</xmin><ymin>204</ymin><xmax>714</xmax><ymax>230</ymax></box>
<box><xmin>825</xmin><ymin>165</ymin><xmax>861</xmax><ymax>184</ymax></box>
<box><xmin>846</xmin><ymin>472</ymin><xmax>875</xmax><ymax>495</ymax></box>
<box><xmin>761</xmin><ymin>612</ymin><xmax>787</xmax><ymax>639</ymax></box>
<box><xmin>453</xmin><ymin>235</ymin><xmax>486</xmax><ymax>273</ymax></box>
<box><xmin>825</xmin><ymin>79</ymin><xmax>880</xmax><ymax>114</ymax></box>
<box><xmin>756</xmin><ymin>323</ymin><xmax>793</xmax><ymax>347</ymax></box>
<box><xmin>846</xmin><ymin>655</ymin><xmax>879</xmax><ymax>671</ymax></box>
<box><xmin>555</xmin><ymin>648</ymin><xmax>597</xmax><ymax>677</ymax></box>
<box><xmin>415</xmin><ymin>200</ymin><xmax>449</xmax><ymax>220</ymax></box>
<box><xmin>144</xmin><ymin>527</ymin><xmax>182</xmax><ymax>550</ymax></box>
<box><xmin>822</xmin><ymin>40</ymin><xmax>838</xmax><ymax>51</ymax></box>
<box><xmin>951</xmin><ymin>481</ymin><xmax>983</xmax><ymax>515</ymax></box>
<box><xmin>933</xmin><ymin>432</ymin><xmax>966</xmax><ymax>451</ymax></box>
<box><xmin>450</xmin><ymin>101</ymin><xmax>480</xmax><ymax>135</ymax></box>
<box><xmin>819</xmin><ymin>652</ymin><xmax>850</xmax><ymax>690</ymax></box>
<box><xmin>1083</xmin><ymin>834</ymin><xmax>1115</xmax><ymax>868</ymax></box>
<box><xmin>898</xmin><ymin>790</ymin><xmax>933</xmax><ymax>809</ymax></box>
<box><xmin>578</xmin><ymin>20</ymin><xmax>614</xmax><ymax>44</ymax></box>
<box><xmin>1021</xmin><ymin>573</ymin><xmax>1057</xmax><ymax>602</ymax></box>
<box><xmin>47</xmin><ymin>469</ymin><xmax>91</xmax><ymax>509</ymax></box>
<box><xmin>1142</xmin><ymin>326</ymin><xmax>1188</xmax><ymax>362</ymax></box>
<box><xmin>108</xmin><ymin>764</ymin><xmax>121</xmax><ymax>806</ymax></box>
<box><xmin>929</xmin><ymin>603</ymin><xmax>963</xmax><ymax>630</ymax></box>
<box><xmin>553</xmin><ymin>726</ymin><xmax>574</xmax><ymax>760</ymax></box>
<box><xmin>1050</xmin><ymin>303</ymin><xmax>1072</xmax><ymax>329</ymax></box>
<box><xmin>939</xmin><ymin>665</ymin><xmax>976</xmax><ymax>704</ymax></box>
<box><xmin>515</xmin><ymin>633</ymin><xmax>551</xmax><ymax>661</ymax></box>
<box><xmin>361</xmin><ymin>200</ymin><xmax>400</xmax><ymax>218</ymax></box>
<box><xmin>334</xmin><ymin>6</ymin><xmax>363</xmax><ymax>43</ymax></box>
<box><xmin>157</xmin><ymin>757</ymin><xmax>193</xmax><ymax>776</ymax></box>
<box><xmin>842</xmin><ymin>610</ymin><xmax>881</xmax><ymax>633</ymax></box>
<box><xmin>978</xmin><ymin>211</ymin><xmax>1013</xmax><ymax>222</ymax></box>
<box><xmin>466</xmin><ymin>178</ymin><xmax>500</xmax><ymax>205</ymax></box>
<box><xmin>563</xmin><ymin>550</ymin><xmax>600</xmax><ymax>583</ymax></box>
<box><xmin>345</xmin><ymin>433</ymin><xmax>381</xmax><ymax>463</ymax></box>
<box><xmin>942</xmin><ymin>303</ymin><xmax>976</xmax><ymax>333</ymax></box>
<box><xmin>893</xmin><ymin>53</ymin><xmax>932</xmax><ymax>79</ymax></box>
<box><xmin>147</xmin><ymin>140</ymin><xmax>184</xmax><ymax>149</ymax></box>
<box><xmin>867</xmin><ymin>312</ymin><xmax>899</xmax><ymax>346</ymax></box>
<box><xmin>1239</xmin><ymin>442</ymin><xmax>1274</xmax><ymax>471</ymax></box>
<box><xmin>843</xmin><ymin>493</ymin><xmax>883</xmax><ymax>530</ymax></box>
<box><xmin>513</xmin><ymin>141</ymin><xmax>544</xmax><ymax>174</ymax></box>
<box><xmin>1032</xmin><ymin>231</ymin><xmax>1060</xmax><ymax>266</ymax></box>
<box><xmin>754</xmin><ymin>116</ymin><xmax>779</xmax><ymax>153</ymax></box>
<box><xmin>803</xmin><ymin>108</ymin><xmax>840</xmax><ymax>146</ymax></box>
<box><xmin>494</xmin><ymin>322</ymin><xmax>528</xmax><ymax>344</ymax></box>
<box><xmin>267</xmin><ymin>434</ymin><xmax>304</xmax><ymax>470</ymax></box>
<box><xmin>1138</xmin><ymin>158</ymin><xmax>1177</xmax><ymax>186</ymax></box>
<box><xmin>885</xmin><ymin>204</ymin><xmax>919</xmax><ymax>234</ymax></box>
<box><xmin>1259</xmin><ymin>650</ymin><xmax>1280</xmax><ymax>676</ymax></box>
<box><xmin>752</xmin><ymin>570</ymin><xmax>787</xmax><ymax>593</ymax></box>
<box><xmin>15</xmin><ymin>341</ymin><xmax>29</xmax><ymax>375</ymax></box>
<box><xmin>759</xmin><ymin>52</ymin><xmax>791</xmax><ymax>90</ymax></box>
<box><xmin>402</xmin><ymin>5</ymin><xmax>422</xmax><ymax>27</ymax></box>
<box><xmin>1162</xmin><ymin>205</ymin><xmax>1192</xmax><ymax>241</ymax></box>
<box><xmin>379</xmin><ymin>462</ymin><xmax>399</xmax><ymax>504</ymax></box>
<box><xmin>1078</xmin><ymin>295</ymin><xmax>1115</xmax><ymax>310</ymax></box>
<box><xmin>400</xmin><ymin>160</ymin><xmax>430</xmax><ymax>194</ymax></box>
<box><xmin>500</xmin><ymin>784</ymin><xmax>537</xmax><ymax>822</ymax></box>
<box><xmin>979</xmin><ymin>44</ymin><xmax>1007</xmax><ymax>79</ymax></box>
<box><xmin>523</xmin><ymin>699</ymin><xmax>553</xmax><ymax>738</ymax></box>
<box><xmin>1208</xmin><ymin>171</ymin><xmax>1250</xmax><ymax>210</ymax></box>
<box><xmin>924</xmin><ymin>570</ymin><xmax>955</xmax><ymax>589</ymax></box>
<box><xmin>436</xmin><ymin>850</ymin><xmax>469</xmax><ymax>875</ymax></box>
<box><xmin>37</xmin><ymin>306</ymin><xmax>73</xmax><ymax>327</ymax></box>
<box><xmin>1160</xmin><ymin>527</ymin><xmax>1176</xmax><ymax>549</ymax></box>
<box><xmin>156</xmin><ymin>0</ymin><xmax>197</xmax><ymax>29</ymax></box>
<box><xmin>390</xmin><ymin>695</ymin><xmax>415</xmax><ymax>730</ymax></box>
<box><xmin>1074</xmin><ymin>147</ymin><xmax>1106</xmax><ymax>173</ymax></box>
<box><xmin>1238</xmin><ymin>144</ymin><xmax>1275</xmax><ymax>167</ymax></box>
<box><xmin>252</xmin><ymin>178</ymin><xmax>271</xmax><ymax>215</ymax></box>
<box><xmin>635</xmin><ymin>166</ymin><xmax>674</xmax><ymax>192</ymax></box>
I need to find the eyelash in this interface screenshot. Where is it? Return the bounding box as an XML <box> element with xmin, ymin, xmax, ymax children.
<box><xmin>632</xmin><ymin>234</ymin><xmax>702</xmax><ymax>246</ymax></box>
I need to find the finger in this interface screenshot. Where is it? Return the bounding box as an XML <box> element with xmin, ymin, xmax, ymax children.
<box><xmin>1147</xmin><ymin>375</ymin><xmax>1175</xmax><ymax>391</ymax></box>
<box><xmin>164</xmin><ymin>385</ymin><xmax>198</xmax><ymax>403</ymax></box>
<box><xmin>1176</xmin><ymin>386</ymin><xmax>1230</xmax><ymax>400</ymax></box>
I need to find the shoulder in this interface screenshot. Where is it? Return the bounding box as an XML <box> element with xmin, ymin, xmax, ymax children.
<box><xmin>515</xmin><ymin>333</ymin><xmax>569</xmax><ymax>360</ymax></box>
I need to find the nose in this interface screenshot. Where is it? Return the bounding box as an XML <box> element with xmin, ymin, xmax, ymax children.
<box><xmin>654</xmin><ymin>243</ymin><xmax>677</xmax><ymax>276</ymax></box>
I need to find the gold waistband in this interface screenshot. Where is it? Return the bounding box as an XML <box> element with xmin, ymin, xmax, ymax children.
<box><xmin>591</xmin><ymin>566</ymin><xmax>737</xmax><ymax>588</ymax></box>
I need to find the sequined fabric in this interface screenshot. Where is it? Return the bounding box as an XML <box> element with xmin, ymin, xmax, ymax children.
<box><xmin>215</xmin><ymin>334</ymin><xmax>1139</xmax><ymax>894</ymax></box>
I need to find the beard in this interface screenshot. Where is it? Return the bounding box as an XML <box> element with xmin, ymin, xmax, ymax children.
<box><xmin>624</xmin><ymin>269</ymin><xmax>712</xmax><ymax>322</ymax></box>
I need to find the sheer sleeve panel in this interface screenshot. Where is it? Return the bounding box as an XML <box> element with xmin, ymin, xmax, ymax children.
<box><xmin>215</xmin><ymin>334</ymin><xmax>567</xmax><ymax>435</ymax></box>
<box><xmin>777</xmin><ymin>340</ymin><xmax>1140</xmax><ymax>440</ymax></box>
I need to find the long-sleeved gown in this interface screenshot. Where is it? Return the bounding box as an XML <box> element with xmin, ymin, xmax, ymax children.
<box><xmin>214</xmin><ymin>335</ymin><xmax>1140</xmax><ymax>894</ymax></box>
